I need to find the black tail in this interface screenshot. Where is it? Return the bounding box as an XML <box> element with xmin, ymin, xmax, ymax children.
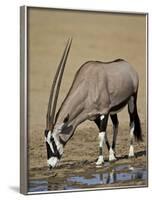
<box><xmin>128</xmin><ymin>92</ymin><xmax>143</xmax><ymax>142</ymax></box>
<box><xmin>133</xmin><ymin>110</ymin><xmax>142</xmax><ymax>141</ymax></box>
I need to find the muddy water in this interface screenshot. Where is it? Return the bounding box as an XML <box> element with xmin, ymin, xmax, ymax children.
<box><xmin>28</xmin><ymin>163</ymin><xmax>147</xmax><ymax>193</ymax></box>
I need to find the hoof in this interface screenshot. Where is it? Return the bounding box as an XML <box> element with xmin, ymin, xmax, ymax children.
<box><xmin>109</xmin><ymin>148</ymin><xmax>117</xmax><ymax>162</ymax></box>
<box><xmin>128</xmin><ymin>154</ymin><xmax>135</xmax><ymax>158</ymax></box>
<box><xmin>96</xmin><ymin>155</ymin><xmax>104</xmax><ymax>166</ymax></box>
<box><xmin>109</xmin><ymin>157</ymin><xmax>117</xmax><ymax>163</ymax></box>
<box><xmin>128</xmin><ymin>146</ymin><xmax>134</xmax><ymax>158</ymax></box>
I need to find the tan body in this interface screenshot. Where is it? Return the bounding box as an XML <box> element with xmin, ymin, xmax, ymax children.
<box><xmin>55</xmin><ymin>59</ymin><xmax>139</xmax><ymax>143</ymax></box>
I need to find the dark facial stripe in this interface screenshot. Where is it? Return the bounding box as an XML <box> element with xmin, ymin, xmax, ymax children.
<box><xmin>46</xmin><ymin>140</ymin><xmax>61</xmax><ymax>159</ymax></box>
<box><xmin>51</xmin><ymin>136</ymin><xmax>58</xmax><ymax>153</ymax></box>
<box><xmin>50</xmin><ymin>136</ymin><xmax>61</xmax><ymax>159</ymax></box>
<box><xmin>46</xmin><ymin>142</ymin><xmax>51</xmax><ymax>159</ymax></box>
<box><xmin>45</xmin><ymin>129</ymin><xmax>62</xmax><ymax>160</ymax></box>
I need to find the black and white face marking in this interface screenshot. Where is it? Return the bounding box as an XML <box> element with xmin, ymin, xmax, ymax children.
<box><xmin>44</xmin><ymin>129</ymin><xmax>63</xmax><ymax>168</ymax></box>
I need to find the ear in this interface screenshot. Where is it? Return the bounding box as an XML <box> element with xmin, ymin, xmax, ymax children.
<box><xmin>63</xmin><ymin>114</ymin><xmax>69</xmax><ymax>123</ymax></box>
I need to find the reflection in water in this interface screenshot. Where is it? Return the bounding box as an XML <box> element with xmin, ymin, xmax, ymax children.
<box><xmin>67</xmin><ymin>166</ymin><xmax>146</xmax><ymax>186</ymax></box>
<box><xmin>28</xmin><ymin>164</ymin><xmax>147</xmax><ymax>192</ymax></box>
<box><xmin>29</xmin><ymin>180</ymin><xmax>48</xmax><ymax>192</ymax></box>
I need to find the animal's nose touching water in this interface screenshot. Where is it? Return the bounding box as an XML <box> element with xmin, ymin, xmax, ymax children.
<box><xmin>44</xmin><ymin>38</ymin><xmax>142</xmax><ymax>170</ymax></box>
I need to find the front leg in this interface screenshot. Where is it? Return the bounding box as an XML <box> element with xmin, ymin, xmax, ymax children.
<box><xmin>96</xmin><ymin>114</ymin><xmax>109</xmax><ymax>166</ymax></box>
<box><xmin>109</xmin><ymin>114</ymin><xmax>119</xmax><ymax>162</ymax></box>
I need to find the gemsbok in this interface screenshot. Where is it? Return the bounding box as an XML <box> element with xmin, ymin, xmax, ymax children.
<box><xmin>44</xmin><ymin>38</ymin><xmax>142</xmax><ymax>169</ymax></box>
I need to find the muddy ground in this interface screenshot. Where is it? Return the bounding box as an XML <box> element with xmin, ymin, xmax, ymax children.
<box><xmin>27</xmin><ymin>8</ymin><xmax>147</xmax><ymax>191</ymax></box>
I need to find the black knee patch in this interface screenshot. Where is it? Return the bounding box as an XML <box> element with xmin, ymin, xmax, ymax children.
<box><xmin>100</xmin><ymin>115</ymin><xmax>108</xmax><ymax>132</ymax></box>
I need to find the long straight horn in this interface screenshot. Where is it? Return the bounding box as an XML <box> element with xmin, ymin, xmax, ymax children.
<box><xmin>46</xmin><ymin>38</ymin><xmax>72</xmax><ymax>131</ymax></box>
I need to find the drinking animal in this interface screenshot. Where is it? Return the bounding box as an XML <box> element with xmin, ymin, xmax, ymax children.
<box><xmin>44</xmin><ymin>38</ymin><xmax>142</xmax><ymax>169</ymax></box>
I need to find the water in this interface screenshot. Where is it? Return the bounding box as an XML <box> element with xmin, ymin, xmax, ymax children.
<box><xmin>28</xmin><ymin>164</ymin><xmax>147</xmax><ymax>193</ymax></box>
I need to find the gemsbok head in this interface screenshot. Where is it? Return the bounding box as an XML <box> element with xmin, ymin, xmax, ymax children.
<box><xmin>44</xmin><ymin>38</ymin><xmax>142</xmax><ymax>169</ymax></box>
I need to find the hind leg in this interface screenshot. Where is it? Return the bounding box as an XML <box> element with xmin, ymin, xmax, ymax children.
<box><xmin>128</xmin><ymin>96</ymin><xmax>135</xmax><ymax>157</ymax></box>
<box><xmin>94</xmin><ymin>114</ymin><xmax>109</xmax><ymax>165</ymax></box>
<box><xmin>128</xmin><ymin>125</ymin><xmax>134</xmax><ymax>157</ymax></box>
<box><xmin>109</xmin><ymin>114</ymin><xmax>119</xmax><ymax>161</ymax></box>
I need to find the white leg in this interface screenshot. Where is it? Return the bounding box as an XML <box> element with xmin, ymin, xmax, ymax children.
<box><xmin>128</xmin><ymin>97</ymin><xmax>135</xmax><ymax>158</ymax></box>
<box><xmin>96</xmin><ymin>132</ymin><xmax>105</xmax><ymax>165</ymax></box>
<box><xmin>109</xmin><ymin>126</ymin><xmax>118</xmax><ymax>161</ymax></box>
<box><xmin>109</xmin><ymin>129</ymin><xmax>118</xmax><ymax>161</ymax></box>
<box><xmin>129</xmin><ymin>124</ymin><xmax>134</xmax><ymax>157</ymax></box>
<box><xmin>129</xmin><ymin>145</ymin><xmax>134</xmax><ymax>157</ymax></box>
<box><xmin>109</xmin><ymin>147</ymin><xmax>117</xmax><ymax>161</ymax></box>
<box><xmin>96</xmin><ymin>155</ymin><xmax>104</xmax><ymax>165</ymax></box>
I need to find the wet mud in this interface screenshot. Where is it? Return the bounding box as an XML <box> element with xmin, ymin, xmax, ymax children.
<box><xmin>28</xmin><ymin>161</ymin><xmax>147</xmax><ymax>192</ymax></box>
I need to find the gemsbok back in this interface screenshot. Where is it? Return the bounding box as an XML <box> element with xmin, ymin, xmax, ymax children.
<box><xmin>44</xmin><ymin>38</ymin><xmax>142</xmax><ymax>169</ymax></box>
